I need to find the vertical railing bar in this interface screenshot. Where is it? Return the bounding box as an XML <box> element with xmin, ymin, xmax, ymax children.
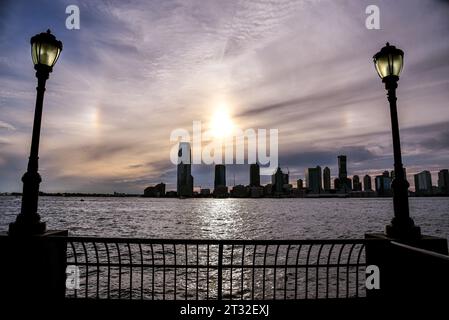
<box><xmin>69</xmin><ymin>241</ymin><xmax>78</xmax><ymax>298</ymax></box>
<box><xmin>294</xmin><ymin>245</ymin><xmax>302</xmax><ymax>299</ymax></box>
<box><xmin>81</xmin><ymin>241</ymin><xmax>89</xmax><ymax>299</ymax></box>
<box><xmin>217</xmin><ymin>244</ymin><xmax>223</xmax><ymax>301</ymax></box>
<box><xmin>251</xmin><ymin>245</ymin><xmax>257</xmax><ymax>300</ymax></box>
<box><xmin>162</xmin><ymin>243</ymin><xmax>166</xmax><ymax>300</ymax></box>
<box><xmin>127</xmin><ymin>242</ymin><xmax>133</xmax><ymax>300</ymax></box>
<box><xmin>230</xmin><ymin>244</ymin><xmax>234</xmax><ymax>300</ymax></box>
<box><xmin>346</xmin><ymin>243</ymin><xmax>356</xmax><ymax>298</ymax></box>
<box><xmin>336</xmin><ymin>244</ymin><xmax>346</xmax><ymax>299</ymax></box>
<box><xmin>273</xmin><ymin>244</ymin><xmax>280</xmax><ymax>300</ymax></box>
<box><xmin>174</xmin><ymin>244</ymin><xmax>177</xmax><ymax>300</ymax></box>
<box><xmin>315</xmin><ymin>244</ymin><xmax>324</xmax><ymax>299</ymax></box>
<box><xmin>284</xmin><ymin>244</ymin><xmax>291</xmax><ymax>300</ymax></box>
<box><xmin>206</xmin><ymin>244</ymin><xmax>210</xmax><ymax>300</ymax></box>
<box><xmin>150</xmin><ymin>243</ymin><xmax>155</xmax><ymax>300</ymax></box>
<box><xmin>326</xmin><ymin>244</ymin><xmax>335</xmax><ymax>299</ymax></box>
<box><xmin>305</xmin><ymin>244</ymin><xmax>313</xmax><ymax>299</ymax></box>
<box><xmin>92</xmin><ymin>241</ymin><xmax>100</xmax><ymax>299</ymax></box>
<box><xmin>241</xmin><ymin>244</ymin><xmax>246</xmax><ymax>300</ymax></box>
<box><xmin>139</xmin><ymin>243</ymin><xmax>144</xmax><ymax>300</ymax></box>
<box><xmin>355</xmin><ymin>244</ymin><xmax>365</xmax><ymax>297</ymax></box>
<box><xmin>116</xmin><ymin>243</ymin><xmax>122</xmax><ymax>299</ymax></box>
<box><xmin>185</xmin><ymin>243</ymin><xmax>188</xmax><ymax>300</ymax></box>
<box><xmin>196</xmin><ymin>244</ymin><xmax>199</xmax><ymax>300</ymax></box>
<box><xmin>104</xmin><ymin>242</ymin><xmax>110</xmax><ymax>299</ymax></box>
<box><xmin>262</xmin><ymin>245</ymin><xmax>269</xmax><ymax>300</ymax></box>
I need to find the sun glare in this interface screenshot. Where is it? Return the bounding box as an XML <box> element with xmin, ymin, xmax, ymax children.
<box><xmin>210</xmin><ymin>107</ymin><xmax>235</xmax><ymax>139</ymax></box>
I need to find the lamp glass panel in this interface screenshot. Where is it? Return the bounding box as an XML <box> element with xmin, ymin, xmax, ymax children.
<box><xmin>392</xmin><ymin>54</ymin><xmax>403</xmax><ymax>76</ymax></box>
<box><xmin>31</xmin><ymin>42</ymin><xmax>39</xmax><ymax>65</ymax></box>
<box><xmin>37</xmin><ymin>42</ymin><xmax>60</xmax><ymax>67</ymax></box>
<box><xmin>375</xmin><ymin>54</ymin><xmax>390</xmax><ymax>79</ymax></box>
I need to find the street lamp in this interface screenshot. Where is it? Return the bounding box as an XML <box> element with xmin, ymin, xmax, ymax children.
<box><xmin>373</xmin><ymin>42</ymin><xmax>420</xmax><ymax>239</ymax></box>
<box><xmin>9</xmin><ymin>30</ymin><xmax>63</xmax><ymax>235</ymax></box>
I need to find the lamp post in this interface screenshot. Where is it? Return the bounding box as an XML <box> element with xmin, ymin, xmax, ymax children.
<box><xmin>8</xmin><ymin>30</ymin><xmax>63</xmax><ymax>235</ymax></box>
<box><xmin>373</xmin><ymin>42</ymin><xmax>420</xmax><ymax>239</ymax></box>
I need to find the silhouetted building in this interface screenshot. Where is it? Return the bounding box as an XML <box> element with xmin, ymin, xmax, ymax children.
<box><xmin>338</xmin><ymin>155</ymin><xmax>347</xmax><ymax>179</ymax></box>
<box><xmin>249</xmin><ymin>186</ymin><xmax>264</xmax><ymax>198</ymax></box>
<box><xmin>200</xmin><ymin>189</ymin><xmax>211</xmax><ymax>196</ymax></box>
<box><xmin>297</xmin><ymin>179</ymin><xmax>304</xmax><ymax>190</ymax></box>
<box><xmin>363</xmin><ymin>174</ymin><xmax>372</xmax><ymax>191</ymax></box>
<box><xmin>263</xmin><ymin>184</ymin><xmax>273</xmax><ymax>196</ymax></box>
<box><xmin>305</xmin><ymin>166</ymin><xmax>322</xmax><ymax>194</ymax></box>
<box><xmin>414</xmin><ymin>170</ymin><xmax>432</xmax><ymax>196</ymax></box>
<box><xmin>383</xmin><ymin>170</ymin><xmax>390</xmax><ymax>178</ymax></box>
<box><xmin>438</xmin><ymin>169</ymin><xmax>449</xmax><ymax>195</ymax></box>
<box><xmin>272</xmin><ymin>167</ymin><xmax>286</xmax><ymax>195</ymax></box>
<box><xmin>143</xmin><ymin>183</ymin><xmax>165</xmax><ymax>197</ymax></box>
<box><xmin>375</xmin><ymin>174</ymin><xmax>392</xmax><ymax>196</ymax></box>
<box><xmin>323</xmin><ymin>167</ymin><xmax>331</xmax><ymax>191</ymax></box>
<box><xmin>177</xmin><ymin>142</ymin><xmax>193</xmax><ymax>197</ymax></box>
<box><xmin>352</xmin><ymin>175</ymin><xmax>362</xmax><ymax>191</ymax></box>
<box><xmin>250</xmin><ymin>163</ymin><xmax>260</xmax><ymax>187</ymax></box>
<box><xmin>231</xmin><ymin>185</ymin><xmax>249</xmax><ymax>198</ymax></box>
<box><xmin>214</xmin><ymin>164</ymin><xmax>226</xmax><ymax>189</ymax></box>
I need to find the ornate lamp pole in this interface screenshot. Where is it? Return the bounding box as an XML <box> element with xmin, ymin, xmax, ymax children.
<box><xmin>373</xmin><ymin>43</ymin><xmax>420</xmax><ymax>239</ymax></box>
<box><xmin>9</xmin><ymin>30</ymin><xmax>63</xmax><ymax>235</ymax></box>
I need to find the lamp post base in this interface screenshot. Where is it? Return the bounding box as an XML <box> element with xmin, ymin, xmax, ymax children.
<box><xmin>385</xmin><ymin>223</ymin><xmax>421</xmax><ymax>240</ymax></box>
<box><xmin>8</xmin><ymin>218</ymin><xmax>46</xmax><ymax>236</ymax></box>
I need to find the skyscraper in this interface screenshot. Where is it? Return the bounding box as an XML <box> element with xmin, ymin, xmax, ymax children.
<box><xmin>337</xmin><ymin>155</ymin><xmax>351</xmax><ymax>193</ymax></box>
<box><xmin>375</xmin><ymin>174</ymin><xmax>392</xmax><ymax>196</ymax></box>
<box><xmin>352</xmin><ymin>175</ymin><xmax>362</xmax><ymax>191</ymax></box>
<box><xmin>177</xmin><ymin>142</ymin><xmax>193</xmax><ymax>197</ymax></box>
<box><xmin>438</xmin><ymin>169</ymin><xmax>449</xmax><ymax>195</ymax></box>
<box><xmin>272</xmin><ymin>167</ymin><xmax>285</xmax><ymax>194</ymax></box>
<box><xmin>363</xmin><ymin>174</ymin><xmax>372</xmax><ymax>191</ymax></box>
<box><xmin>250</xmin><ymin>163</ymin><xmax>260</xmax><ymax>187</ymax></box>
<box><xmin>297</xmin><ymin>179</ymin><xmax>304</xmax><ymax>189</ymax></box>
<box><xmin>214</xmin><ymin>164</ymin><xmax>226</xmax><ymax>188</ymax></box>
<box><xmin>414</xmin><ymin>170</ymin><xmax>432</xmax><ymax>195</ymax></box>
<box><xmin>323</xmin><ymin>167</ymin><xmax>331</xmax><ymax>191</ymax></box>
<box><xmin>338</xmin><ymin>155</ymin><xmax>347</xmax><ymax>179</ymax></box>
<box><xmin>305</xmin><ymin>166</ymin><xmax>322</xmax><ymax>194</ymax></box>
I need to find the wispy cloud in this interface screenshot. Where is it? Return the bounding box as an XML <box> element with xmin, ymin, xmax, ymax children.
<box><xmin>0</xmin><ymin>0</ymin><xmax>449</xmax><ymax>192</ymax></box>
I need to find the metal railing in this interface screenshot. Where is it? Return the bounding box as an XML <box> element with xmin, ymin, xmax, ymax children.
<box><xmin>63</xmin><ymin>237</ymin><xmax>369</xmax><ymax>300</ymax></box>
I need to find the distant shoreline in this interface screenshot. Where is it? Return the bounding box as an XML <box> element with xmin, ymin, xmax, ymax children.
<box><xmin>1</xmin><ymin>192</ymin><xmax>448</xmax><ymax>199</ymax></box>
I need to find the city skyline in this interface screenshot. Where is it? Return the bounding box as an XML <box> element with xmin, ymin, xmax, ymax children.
<box><xmin>1</xmin><ymin>0</ymin><xmax>449</xmax><ymax>193</ymax></box>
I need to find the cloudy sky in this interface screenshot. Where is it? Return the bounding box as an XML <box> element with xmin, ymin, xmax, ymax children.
<box><xmin>0</xmin><ymin>0</ymin><xmax>448</xmax><ymax>193</ymax></box>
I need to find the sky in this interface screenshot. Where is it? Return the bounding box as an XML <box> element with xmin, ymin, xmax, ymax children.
<box><xmin>0</xmin><ymin>0</ymin><xmax>449</xmax><ymax>193</ymax></box>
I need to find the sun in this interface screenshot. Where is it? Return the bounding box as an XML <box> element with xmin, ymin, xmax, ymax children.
<box><xmin>210</xmin><ymin>107</ymin><xmax>235</xmax><ymax>139</ymax></box>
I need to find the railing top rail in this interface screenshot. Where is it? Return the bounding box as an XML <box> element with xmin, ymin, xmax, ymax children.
<box><xmin>50</xmin><ymin>236</ymin><xmax>384</xmax><ymax>245</ymax></box>
<box><xmin>391</xmin><ymin>241</ymin><xmax>449</xmax><ymax>261</ymax></box>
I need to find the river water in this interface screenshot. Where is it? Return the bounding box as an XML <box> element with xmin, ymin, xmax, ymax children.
<box><xmin>0</xmin><ymin>196</ymin><xmax>448</xmax><ymax>241</ymax></box>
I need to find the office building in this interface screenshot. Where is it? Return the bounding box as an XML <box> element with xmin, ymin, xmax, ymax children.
<box><xmin>214</xmin><ymin>164</ymin><xmax>226</xmax><ymax>188</ymax></box>
<box><xmin>177</xmin><ymin>142</ymin><xmax>193</xmax><ymax>197</ymax></box>
<box><xmin>438</xmin><ymin>169</ymin><xmax>449</xmax><ymax>195</ymax></box>
<box><xmin>375</xmin><ymin>174</ymin><xmax>392</xmax><ymax>196</ymax></box>
<box><xmin>352</xmin><ymin>175</ymin><xmax>362</xmax><ymax>191</ymax></box>
<box><xmin>323</xmin><ymin>167</ymin><xmax>331</xmax><ymax>191</ymax></box>
<box><xmin>297</xmin><ymin>179</ymin><xmax>304</xmax><ymax>190</ymax></box>
<box><xmin>338</xmin><ymin>155</ymin><xmax>347</xmax><ymax>179</ymax></box>
<box><xmin>305</xmin><ymin>166</ymin><xmax>322</xmax><ymax>194</ymax></box>
<box><xmin>250</xmin><ymin>163</ymin><xmax>260</xmax><ymax>187</ymax></box>
<box><xmin>272</xmin><ymin>167</ymin><xmax>285</xmax><ymax>194</ymax></box>
<box><xmin>414</xmin><ymin>170</ymin><xmax>432</xmax><ymax>196</ymax></box>
<box><xmin>363</xmin><ymin>174</ymin><xmax>372</xmax><ymax>191</ymax></box>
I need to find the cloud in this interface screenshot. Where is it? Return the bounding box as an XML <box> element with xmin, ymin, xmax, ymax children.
<box><xmin>1</xmin><ymin>0</ymin><xmax>449</xmax><ymax>192</ymax></box>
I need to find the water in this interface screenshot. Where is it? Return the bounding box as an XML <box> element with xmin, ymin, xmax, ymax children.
<box><xmin>0</xmin><ymin>196</ymin><xmax>448</xmax><ymax>241</ymax></box>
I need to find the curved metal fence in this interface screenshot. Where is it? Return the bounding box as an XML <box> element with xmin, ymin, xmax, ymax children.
<box><xmin>64</xmin><ymin>238</ymin><xmax>368</xmax><ymax>300</ymax></box>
